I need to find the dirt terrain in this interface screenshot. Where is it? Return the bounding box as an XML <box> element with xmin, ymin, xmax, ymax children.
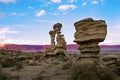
<box><xmin>0</xmin><ymin>50</ymin><xmax>120</xmax><ymax>80</ymax></box>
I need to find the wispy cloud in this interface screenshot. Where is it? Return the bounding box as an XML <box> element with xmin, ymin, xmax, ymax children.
<box><xmin>10</xmin><ymin>12</ymin><xmax>16</xmax><ymax>16</ymax></box>
<box><xmin>0</xmin><ymin>27</ymin><xmax>18</xmax><ymax>41</ymax></box>
<box><xmin>36</xmin><ymin>10</ymin><xmax>45</xmax><ymax>17</ymax></box>
<box><xmin>52</xmin><ymin>12</ymin><xmax>60</xmax><ymax>15</ymax></box>
<box><xmin>82</xmin><ymin>2</ymin><xmax>87</xmax><ymax>6</ymax></box>
<box><xmin>28</xmin><ymin>6</ymin><xmax>34</xmax><ymax>9</ymax></box>
<box><xmin>58</xmin><ymin>4</ymin><xmax>76</xmax><ymax>11</ymax></box>
<box><xmin>10</xmin><ymin>12</ymin><xmax>25</xmax><ymax>16</ymax></box>
<box><xmin>67</xmin><ymin>0</ymin><xmax>77</xmax><ymax>3</ymax></box>
<box><xmin>51</xmin><ymin>0</ymin><xmax>61</xmax><ymax>3</ymax></box>
<box><xmin>0</xmin><ymin>27</ymin><xmax>40</xmax><ymax>45</ymax></box>
<box><xmin>0</xmin><ymin>0</ymin><xmax>16</xmax><ymax>3</ymax></box>
<box><xmin>91</xmin><ymin>1</ymin><xmax>99</xmax><ymax>4</ymax></box>
<box><xmin>1</xmin><ymin>38</ymin><xmax>41</xmax><ymax>45</ymax></box>
<box><xmin>44</xmin><ymin>2</ymin><xmax>51</xmax><ymax>6</ymax></box>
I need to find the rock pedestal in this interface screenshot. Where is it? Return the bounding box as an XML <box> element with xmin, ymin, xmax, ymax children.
<box><xmin>74</xmin><ymin>18</ymin><xmax>107</xmax><ymax>56</ymax></box>
<box><xmin>73</xmin><ymin>18</ymin><xmax>107</xmax><ymax>74</ymax></box>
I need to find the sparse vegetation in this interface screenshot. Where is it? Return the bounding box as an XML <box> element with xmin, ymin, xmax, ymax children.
<box><xmin>12</xmin><ymin>62</ymin><xmax>23</xmax><ymax>71</ymax></box>
<box><xmin>1</xmin><ymin>58</ymin><xmax>16</xmax><ymax>68</ymax></box>
<box><xmin>34</xmin><ymin>55</ymin><xmax>41</xmax><ymax>60</ymax></box>
<box><xmin>0</xmin><ymin>67</ymin><xmax>19</xmax><ymax>80</ymax></box>
<box><xmin>0</xmin><ymin>50</ymin><xmax>120</xmax><ymax>80</ymax></box>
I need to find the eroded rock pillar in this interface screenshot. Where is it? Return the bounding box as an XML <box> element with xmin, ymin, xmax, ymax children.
<box><xmin>49</xmin><ymin>30</ymin><xmax>56</xmax><ymax>49</ymax></box>
<box><xmin>74</xmin><ymin>18</ymin><xmax>107</xmax><ymax>58</ymax></box>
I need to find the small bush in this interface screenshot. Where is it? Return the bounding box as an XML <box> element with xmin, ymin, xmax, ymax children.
<box><xmin>35</xmin><ymin>55</ymin><xmax>41</xmax><ymax>60</ymax></box>
<box><xmin>1</xmin><ymin>58</ymin><xmax>16</xmax><ymax>68</ymax></box>
<box><xmin>12</xmin><ymin>62</ymin><xmax>23</xmax><ymax>71</ymax></box>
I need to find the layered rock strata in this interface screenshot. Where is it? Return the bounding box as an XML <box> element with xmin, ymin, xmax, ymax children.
<box><xmin>74</xmin><ymin>18</ymin><xmax>107</xmax><ymax>55</ymax></box>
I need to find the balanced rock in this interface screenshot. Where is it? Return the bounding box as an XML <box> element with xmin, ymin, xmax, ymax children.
<box><xmin>74</xmin><ymin>18</ymin><xmax>107</xmax><ymax>55</ymax></box>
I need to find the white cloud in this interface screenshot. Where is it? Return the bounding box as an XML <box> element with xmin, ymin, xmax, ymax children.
<box><xmin>91</xmin><ymin>1</ymin><xmax>99</xmax><ymax>4</ymax></box>
<box><xmin>10</xmin><ymin>12</ymin><xmax>16</xmax><ymax>16</ymax></box>
<box><xmin>82</xmin><ymin>2</ymin><xmax>87</xmax><ymax>6</ymax></box>
<box><xmin>0</xmin><ymin>27</ymin><xmax>41</xmax><ymax>45</ymax></box>
<box><xmin>1</xmin><ymin>38</ymin><xmax>41</xmax><ymax>45</ymax></box>
<box><xmin>0</xmin><ymin>27</ymin><xmax>18</xmax><ymax>40</ymax></box>
<box><xmin>28</xmin><ymin>6</ymin><xmax>34</xmax><ymax>9</ymax></box>
<box><xmin>58</xmin><ymin>5</ymin><xmax>76</xmax><ymax>11</ymax></box>
<box><xmin>52</xmin><ymin>12</ymin><xmax>60</xmax><ymax>15</ymax></box>
<box><xmin>44</xmin><ymin>2</ymin><xmax>51</xmax><ymax>6</ymax></box>
<box><xmin>67</xmin><ymin>0</ymin><xmax>77</xmax><ymax>3</ymax></box>
<box><xmin>62</xmin><ymin>12</ymin><xmax>67</xmax><ymax>15</ymax></box>
<box><xmin>51</xmin><ymin>0</ymin><xmax>61</xmax><ymax>3</ymax></box>
<box><xmin>10</xmin><ymin>12</ymin><xmax>25</xmax><ymax>16</ymax></box>
<box><xmin>36</xmin><ymin>10</ymin><xmax>45</xmax><ymax>16</ymax></box>
<box><xmin>0</xmin><ymin>0</ymin><xmax>16</xmax><ymax>3</ymax></box>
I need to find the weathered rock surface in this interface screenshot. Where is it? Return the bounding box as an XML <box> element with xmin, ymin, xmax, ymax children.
<box><xmin>45</xmin><ymin>23</ymin><xmax>69</xmax><ymax>61</ymax></box>
<box><xmin>74</xmin><ymin>18</ymin><xmax>107</xmax><ymax>54</ymax></box>
<box><xmin>53</xmin><ymin>23</ymin><xmax>62</xmax><ymax>32</ymax></box>
<box><xmin>49</xmin><ymin>30</ymin><xmax>56</xmax><ymax>48</ymax></box>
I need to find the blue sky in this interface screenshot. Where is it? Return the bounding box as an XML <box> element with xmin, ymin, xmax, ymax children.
<box><xmin>0</xmin><ymin>0</ymin><xmax>120</xmax><ymax>45</ymax></box>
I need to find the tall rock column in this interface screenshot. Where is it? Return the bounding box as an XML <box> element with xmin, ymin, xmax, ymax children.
<box><xmin>49</xmin><ymin>30</ymin><xmax>56</xmax><ymax>49</ymax></box>
<box><xmin>45</xmin><ymin>22</ymin><xmax>69</xmax><ymax>60</ymax></box>
<box><xmin>74</xmin><ymin>18</ymin><xmax>107</xmax><ymax>57</ymax></box>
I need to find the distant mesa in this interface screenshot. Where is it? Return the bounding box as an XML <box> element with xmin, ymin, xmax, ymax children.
<box><xmin>0</xmin><ymin>44</ymin><xmax>120</xmax><ymax>52</ymax></box>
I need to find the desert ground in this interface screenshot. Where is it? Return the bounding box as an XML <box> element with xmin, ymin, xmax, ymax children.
<box><xmin>0</xmin><ymin>50</ymin><xmax>120</xmax><ymax>80</ymax></box>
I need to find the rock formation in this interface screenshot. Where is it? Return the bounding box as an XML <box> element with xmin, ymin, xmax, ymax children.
<box><xmin>74</xmin><ymin>18</ymin><xmax>107</xmax><ymax>56</ymax></box>
<box><xmin>45</xmin><ymin>23</ymin><xmax>69</xmax><ymax>60</ymax></box>
<box><xmin>53</xmin><ymin>23</ymin><xmax>62</xmax><ymax>32</ymax></box>
<box><xmin>49</xmin><ymin>30</ymin><xmax>56</xmax><ymax>49</ymax></box>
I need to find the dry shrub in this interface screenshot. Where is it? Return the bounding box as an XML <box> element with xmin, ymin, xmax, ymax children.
<box><xmin>12</xmin><ymin>62</ymin><xmax>23</xmax><ymax>71</ymax></box>
<box><xmin>1</xmin><ymin>58</ymin><xmax>16</xmax><ymax>68</ymax></box>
